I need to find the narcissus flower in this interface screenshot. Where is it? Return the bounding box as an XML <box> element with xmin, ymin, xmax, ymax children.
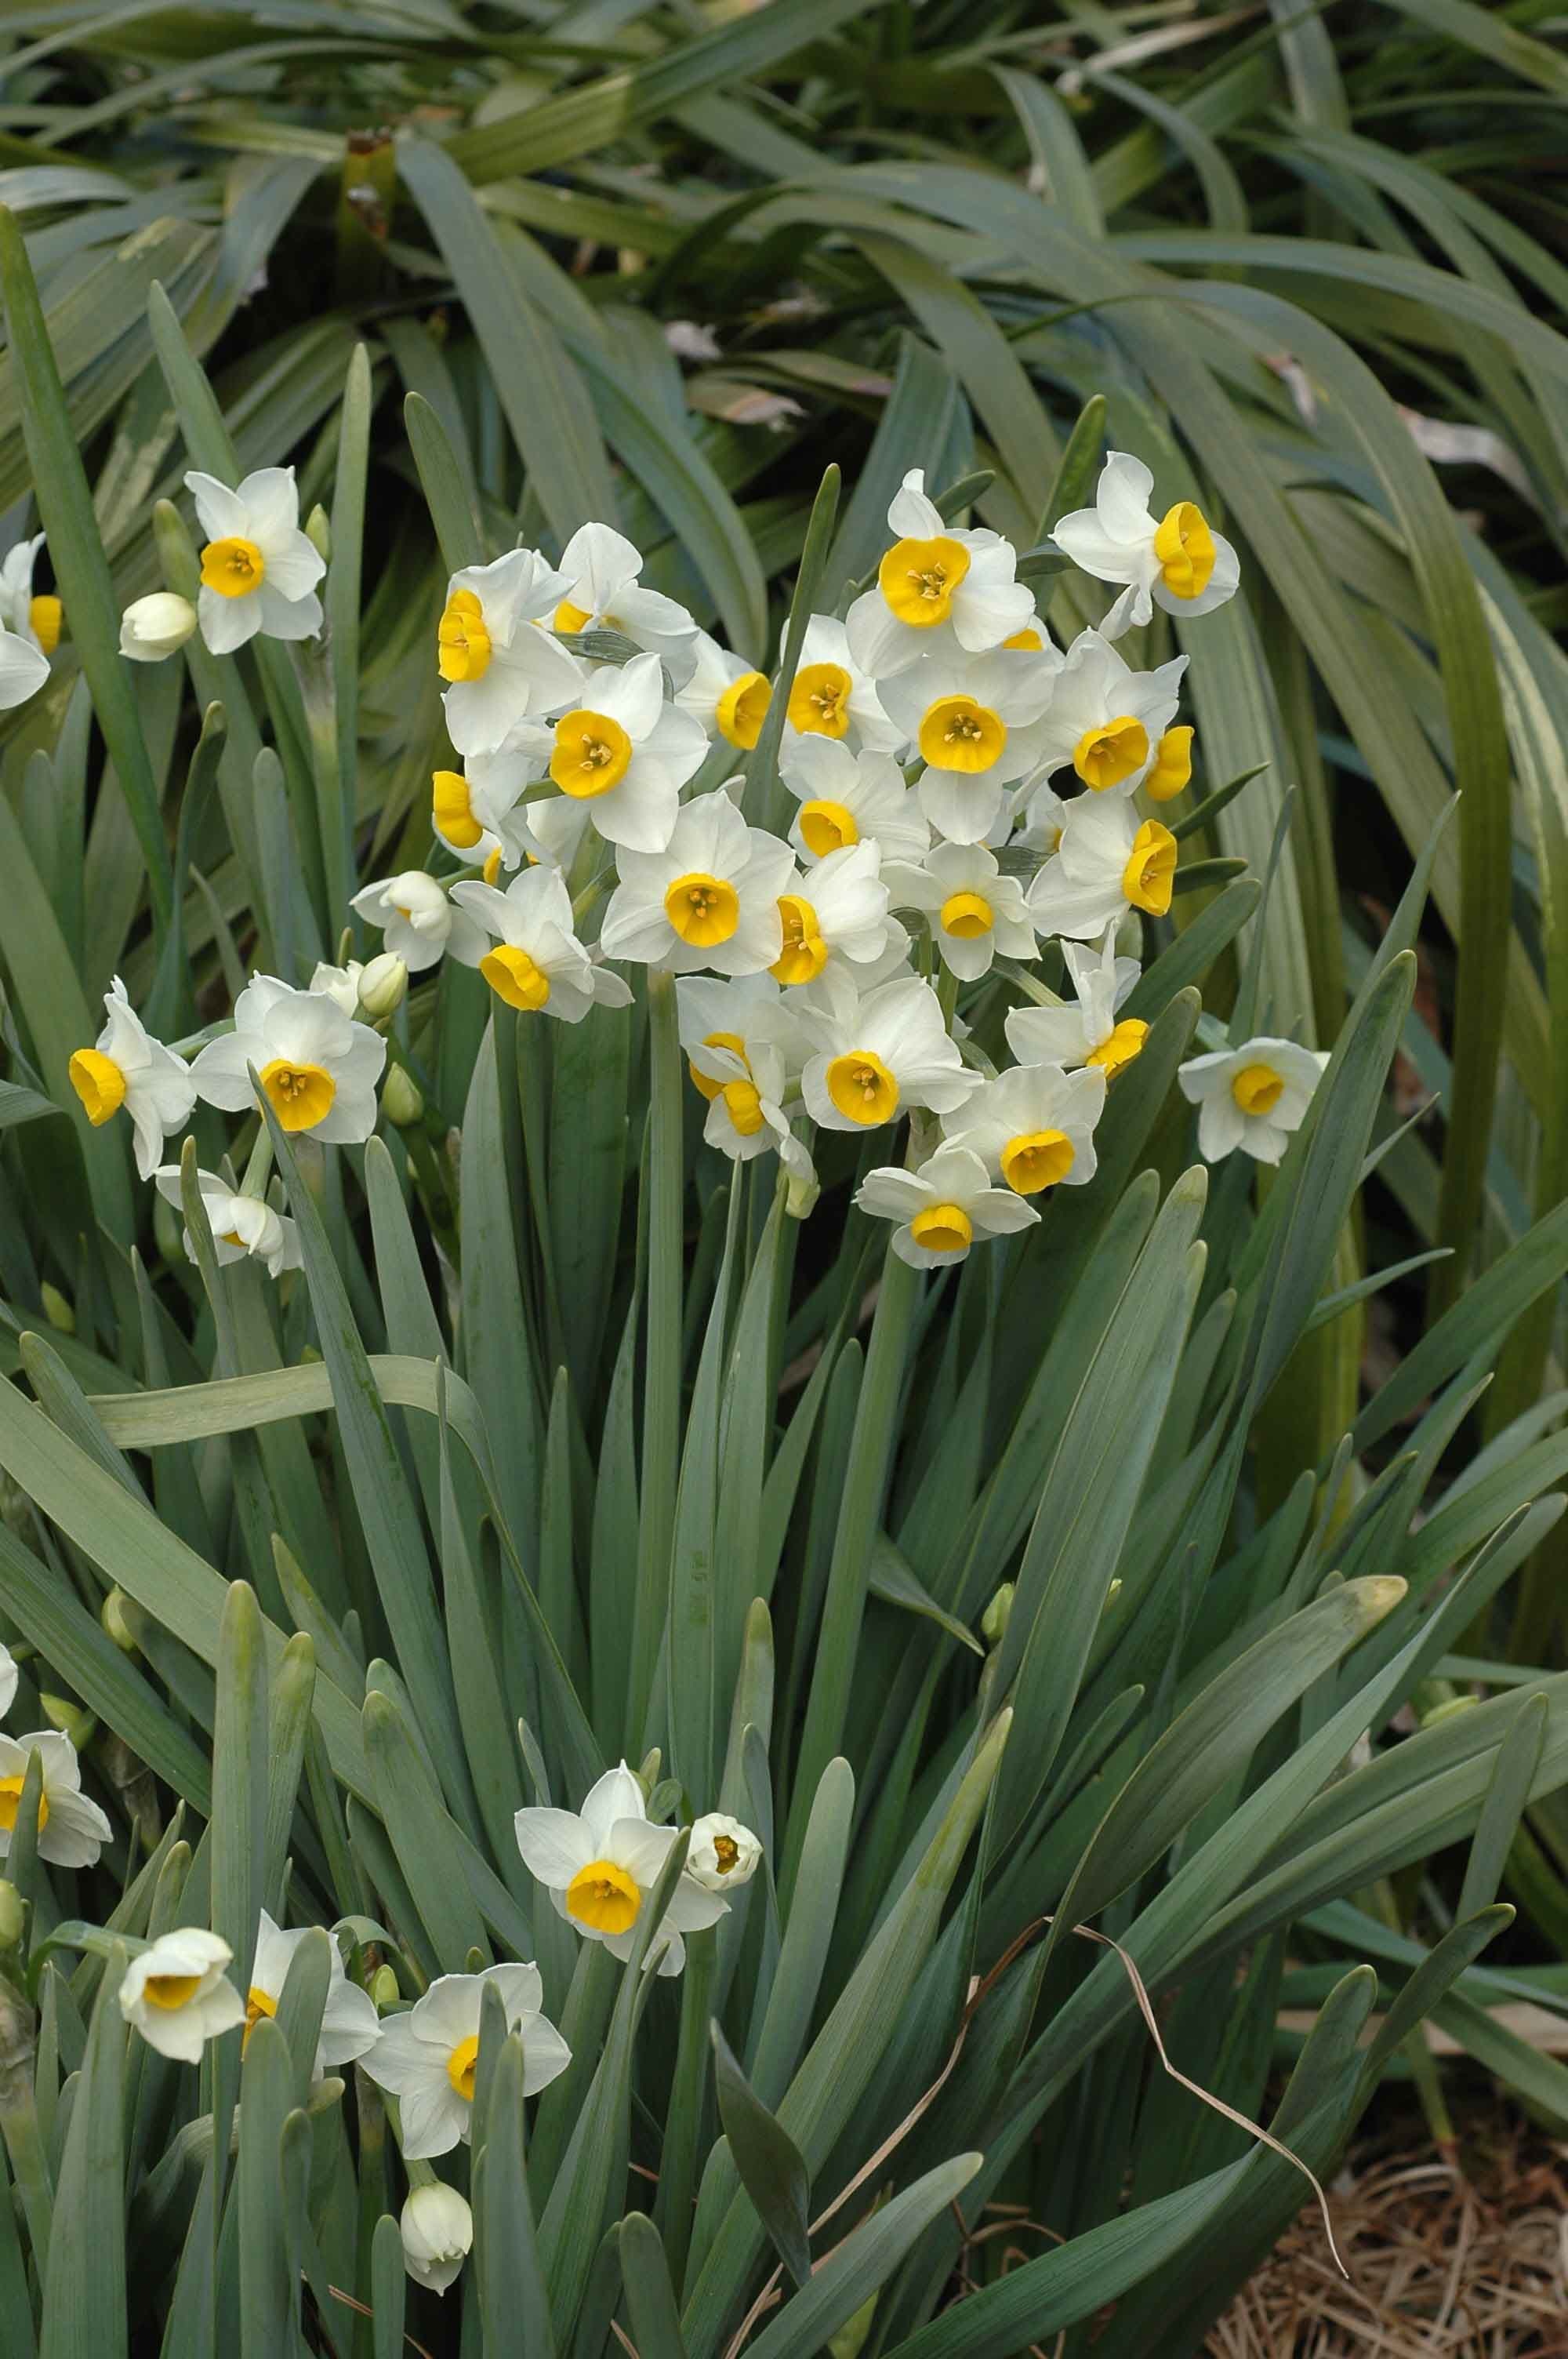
<box><xmin>514</xmin><ymin>1761</ymin><xmax>728</xmax><ymax>1978</ymax></box>
<box><xmin>0</xmin><ymin>1730</ymin><xmax>111</xmax><ymax>1868</ymax></box>
<box><xmin>855</xmin><ymin>1143</ymin><xmax>1039</xmax><ymax>1267</ymax></box>
<box><xmin>430</xmin><ymin>742</ymin><xmax>554</xmax><ymax>870</ymax></box>
<box><xmin>1005</xmin><ymin>926</ymin><xmax>1146</xmax><ymax>1078</ymax></box>
<box><xmin>119</xmin><ymin>1929</ymin><xmax>246</xmax><ymax>2061</ymax></box>
<box><xmin>1052</xmin><ymin>452</ymin><xmax>1240</xmax><ymax>635</ymax></box>
<box><xmin>688</xmin><ymin>1814</ymin><xmax>763</xmax><ymax>1892</ymax></box>
<box><xmin>943</xmin><ymin>1061</ymin><xmax>1106</xmax><ymax>1197</ymax></box>
<box><xmin>243</xmin><ymin>1910</ymin><xmax>380</xmax><ymax>2074</ymax></box>
<box><xmin>0</xmin><ymin>535</ymin><xmax>57</xmax><ymax>704</ymax></box>
<box><xmin>361</xmin><ymin>1965</ymin><xmax>570</xmax><ymax>2157</ymax></box>
<box><xmin>1026</xmin><ymin>797</ymin><xmax>1179</xmax><ymax>939</ymax></box>
<box><xmin>186</xmin><ymin>468</ymin><xmax>325</xmax><ymax>652</ymax></box>
<box><xmin>350</xmin><ymin>871</ymin><xmax>487</xmax><ymax>973</ymax></box>
<box><xmin>846</xmin><ymin>471</ymin><xmax>1034</xmax><ymax>677</ymax></box>
<box><xmin>878</xmin><ymin>650</ymin><xmax>1059</xmax><ymax>845</ymax></box>
<box><xmin>436</xmin><ymin>549</ymin><xmax>583</xmax><ymax>758</ymax></box>
<box><xmin>1178</xmin><ymin>1035</ymin><xmax>1327</xmax><ymax>1164</ymax></box>
<box><xmin>599</xmin><ymin>790</ymin><xmax>793</xmax><ymax>974</ymax></box>
<box><xmin>780</xmin><ymin>736</ymin><xmax>930</xmax><ymax>864</ymax></box>
<box><xmin>771</xmin><ymin>841</ymin><xmax>895</xmax><ymax>987</ymax></box>
<box><xmin>191</xmin><ymin>976</ymin><xmax>386</xmax><ymax>1143</ymax></box>
<box><xmin>677</xmin><ymin>630</ymin><xmax>772</xmax><ymax>749</ymax></box>
<box><xmin>153</xmin><ymin>1166</ymin><xmax>302</xmax><ymax>1278</ymax></box>
<box><xmin>677</xmin><ymin>976</ymin><xmax>812</xmax><ymax>1176</ymax></box>
<box><xmin>1024</xmin><ymin>630</ymin><xmax>1186</xmax><ymax>796</ymax></box>
<box><xmin>782</xmin><ymin>615</ymin><xmax>901</xmax><ymax>753</ymax></box>
<box><xmin>0</xmin><ymin>1644</ymin><xmax>15</xmax><ymax>1721</ymax></box>
<box><xmin>450</xmin><ymin>867</ymin><xmax>633</xmax><ymax>1021</ymax></box>
<box><xmin>796</xmin><ymin>971</ymin><xmax>978</xmax><ymax>1133</ymax></box>
<box><xmin>887</xmin><ymin>841</ymin><xmax>1036</xmax><ymax>983</ymax></box>
<box><xmin>67</xmin><ymin>978</ymin><xmax>196</xmax><ymax>1180</ymax></box>
<box><xmin>401</xmin><ymin>2184</ymin><xmax>473</xmax><ymax>2295</ymax></box>
<box><xmin>543</xmin><ymin>652</ymin><xmax>708</xmax><ymax>852</ymax></box>
<box><xmin>120</xmin><ymin>591</ymin><xmax>197</xmax><ymax>662</ymax></box>
<box><xmin>551</xmin><ymin>522</ymin><xmax>701</xmax><ymax>683</ymax></box>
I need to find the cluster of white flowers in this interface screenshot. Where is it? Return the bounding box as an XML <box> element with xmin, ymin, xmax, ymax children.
<box><xmin>67</xmin><ymin>449</ymin><xmax>1325</xmax><ymax>1282</ymax></box>
<box><xmin>0</xmin><ymin>1641</ymin><xmax>114</xmax><ymax>1875</ymax></box>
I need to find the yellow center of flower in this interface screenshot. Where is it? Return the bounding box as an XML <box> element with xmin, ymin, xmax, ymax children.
<box><xmin>939</xmin><ymin>890</ymin><xmax>993</xmax><ymax>940</ymax></box>
<box><xmin>1231</xmin><ymin>1061</ymin><xmax>1284</xmax><ymax>1116</ymax></box>
<box><xmin>566</xmin><ymin>1858</ymin><xmax>641</xmax><ymax>1936</ymax></box>
<box><xmin>919</xmin><ymin>696</ymin><xmax>1006</xmax><ymax>774</ymax></box>
<box><xmin>220</xmin><ymin>1230</ymin><xmax>247</xmax><ymax>1250</ymax></box>
<box><xmin>1145</xmin><ymin>725</ymin><xmax>1193</xmax><ymax>802</ymax></box>
<box><xmin>1000</xmin><ymin>1129</ymin><xmax>1074</xmax><ymax>1195</ymax></box>
<box><xmin>771</xmin><ymin>893</ymin><xmax>828</xmax><ymax>985</ymax></box>
<box><xmin>29</xmin><ymin>594</ymin><xmax>61</xmax><ymax>654</ymax></box>
<box><xmin>721</xmin><ymin>1078</ymin><xmax>765</xmax><ymax>1136</ymax></box>
<box><xmin>716</xmin><ymin>671</ymin><xmax>771</xmax><ymax>750</ymax></box>
<box><xmin>1152</xmin><ymin>503</ymin><xmax>1217</xmax><ymax>601</ymax></box>
<box><xmin>483</xmin><ymin>846</ymin><xmax>504</xmax><ymax>885</ymax></box>
<box><xmin>1074</xmin><ymin>715</ymin><xmax>1149</xmax><ymax>793</ymax></box>
<box><xmin>798</xmin><ymin>798</ymin><xmax>858</xmax><ymax>857</ymax></box>
<box><xmin>1086</xmin><ymin>1019</ymin><xmax>1149</xmax><ymax>1079</ymax></box>
<box><xmin>553</xmin><ymin>709</ymin><xmax>633</xmax><ymax>798</ymax></box>
<box><xmin>437</xmin><ymin>589</ymin><xmax>491</xmax><ymax>682</ymax></box>
<box><xmin>481</xmin><ymin>947</ymin><xmax>552</xmax><ymax>1012</ymax></box>
<box><xmin>67</xmin><ymin>1047</ymin><xmax>126</xmax><ymax>1125</ymax></box>
<box><xmin>665</xmin><ymin>873</ymin><xmax>739</xmax><ymax>948</ymax></box>
<box><xmin>909</xmin><ymin>1201</ymin><xmax>973</xmax><ymax>1255</ymax></box>
<box><xmin>446</xmin><ymin>2034</ymin><xmax>480</xmax><ymax>2100</ymax></box>
<box><xmin>0</xmin><ymin>1776</ymin><xmax>45</xmax><ymax>1833</ymax></box>
<box><xmin>242</xmin><ymin>1985</ymin><xmax>278</xmax><ymax>2053</ymax></box>
<box><xmin>690</xmin><ymin>1030</ymin><xmax>746</xmax><ymax>1103</ymax></box>
<box><xmin>201</xmin><ymin>536</ymin><xmax>266</xmax><ymax>599</ymax></box>
<box><xmin>260</xmin><ymin>1059</ymin><xmax>337</xmax><ymax>1132</ymax></box>
<box><xmin>1004</xmin><ymin>627</ymin><xmax>1044</xmax><ymax>652</ymax></box>
<box><xmin>1121</xmin><ymin>820</ymin><xmax>1178</xmax><ymax>917</ymax></box>
<box><xmin>433</xmin><ymin>769</ymin><xmax>481</xmax><ymax>849</ymax></box>
<box><xmin>826</xmin><ymin>1050</ymin><xmax>898</xmax><ymax>1125</ymax></box>
<box><xmin>142</xmin><ymin>1972</ymin><xmax>202</xmax><ymax>2012</ymax></box>
<box><xmin>712</xmin><ymin>1834</ymin><xmax>740</xmax><ymax>1874</ymax></box>
<box><xmin>788</xmin><ymin>663</ymin><xmax>852</xmax><ymax>737</ymax></box>
<box><xmin>553</xmin><ymin>599</ymin><xmax>593</xmax><ymax>634</ymax></box>
<box><xmin>879</xmin><ymin>535</ymin><xmax>970</xmax><ymax>627</ymax></box>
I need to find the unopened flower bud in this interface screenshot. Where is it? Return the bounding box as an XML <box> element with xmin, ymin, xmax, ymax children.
<box><xmin>688</xmin><ymin>1812</ymin><xmax>762</xmax><ymax>1892</ymax></box>
<box><xmin>102</xmin><ymin>1587</ymin><xmax>138</xmax><ymax>1653</ymax></box>
<box><xmin>380</xmin><ymin>1066</ymin><xmax>423</xmax><ymax>1128</ymax></box>
<box><xmin>38</xmin><ymin>1283</ymin><xmax>74</xmax><ymax>1335</ymax></box>
<box><xmin>120</xmin><ymin>592</ymin><xmax>197</xmax><ymax>662</ymax></box>
<box><xmin>369</xmin><ymin>1964</ymin><xmax>400</xmax><ymax>2011</ymax></box>
<box><xmin>0</xmin><ymin>1881</ymin><xmax>24</xmax><ymax>1950</ymax></box>
<box><xmin>356</xmin><ymin>953</ymin><xmax>408</xmax><ymax>1022</ymax></box>
<box><xmin>980</xmin><ymin>1582</ymin><xmax>1014</xmax><ymax>1647</ymax></box>
<box><xmin>400</xmin><ymin>2183</ymin><xmax>472</xmax><ymax>2294</ymax></box>
<box><xmin>1420</xmin><ymin>1693</ymin><xmax>1478</xmax><ymax>1731</ymax></box>
<box><xmin>39</xmin><ymin>1694</ymin><xmax>96</xmax><ymax>1750</ymax></box>
<box><xmin>306</xmin><ymin>506</ymin><xmax>332</xmax><ymax>564</ymax></box>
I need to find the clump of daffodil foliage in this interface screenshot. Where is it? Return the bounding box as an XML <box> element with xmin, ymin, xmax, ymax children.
<box><xmin>2</xmin><ymin>217</ymin><xmax>1568</xmax><ymax>2359</ymax></box>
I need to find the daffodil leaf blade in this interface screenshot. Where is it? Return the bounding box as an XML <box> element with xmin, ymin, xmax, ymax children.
<box><xmin>710</xmin><ymin>2023</ymin><xmax>811</xmax><ymax>2289</ymax></box>
<box><xmin>211</xmin><ymin>1579</ymin><xmax>268</xmax><ymax>1995</ymax></box>
<box><xmin>362</xmin><ymin>1687</ymin><xmax>491</xmax><ymax>1977</ymax></box>
<box><xmin>38</xmin><ymin>1945</ymin><xmax>128</xmax><ymax>2359</ymax></box>
<box><xmin>619</xmin><ymin>2214</ymin><xmax>689</xmax><ymax>2359</ymax></box>
<box><xmin>474</xmin><ymin>2036</ymin><xmax>555</xmax><ymax>2359</ymax></box>
<box><xmin>742</xmin><ymin>2151</ymin><xmax>982</xmax><ymax>2359</ymax></box>
<box><xmin>237</xmin><ymin>2017</ymin><xmax>296</xmax><ymax>2359</ymax></box>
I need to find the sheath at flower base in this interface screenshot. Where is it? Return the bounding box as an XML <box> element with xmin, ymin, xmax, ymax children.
<box><xmin>361</xmin><ymin>1965</ymin><xmax>571</xmax><ymax>2158</ymax></box>
<box><xmin>780</xmin><ymin>613</ymin><xmax>902</xmax><ymax>755</ymax></box>
<box><xmin>186</xmin><ymin>467</ymin><xmax>326</xmax><ymax>652</ymax></box>
<box><xmin>350</xmin><ymin>871</ymin><xmax>488</xmax><ymax>974</ymax></box>
<box><xmin>780</xmin><ymin>736</ymin><xmax>931</xmax><ymax>867</ymax></box>
<box><xmin>845</xmin><ymin>469</ymin><xmax>1036</xmax><ymax>677</ymax></box>
<box><xmin>544</xmin><ymin>651</ymin><xmax>709</xmax><ymax>853</ymax></box>
<box><xmin>514</xmin><ymin>1762</ymin><xmax>728</xmax><ymax>1979</ymax></box>
<box><xmin>676</xmin><ymin>629</ymin><xmax>773</xmax><ymax>751</ymax></box>
<box><xmin>877</xmin><ymin>648</ymin><xmax>1061</xmax><ymax>845</ymax></box>
<box><xmin>190</xmin><ymin>976</ymin><xmax>386</xmax><ymax>1145</ymax></box>
<box><xmin>119</xmin><ymin>1929</ymin><xmax>246</xmax><ymax>2062</ymax></box>
<box><xmin>794</xmin><ymin>969</ymin><xmax>978</xmax><ymax>1135</ymax></box>
<box><xmin>598</xmin><ymin>788</ymin><xmax>793</xmax><ymax>976</ymax></box>
<box><xmin>1005</xmin><ymin>925</ymin><xmax>1148</xmax><ymax>1080</ymax></box>
<box><xmin>885</xmin><ymin>840</ymin><xmax>1037</xmax><ymax>983</ymax></box>
<box><xmin>942</xmin><ymin>1060</ymin><xmax>1107</xmax><ymax>1199</ymax></box>
<box><xmin>855</xmin><ymin>1143</ymin><xmax>1040</xmax><ymax>1269</ymax></box>
<box><xmin>1024</xmin><ymin>629</ymin><xmax>1188</xmax><ymax>798</ymax></box>
<box><xmin>1051</xmin><ymin>451</ymin><xmax>1240</xmax><ymax>637</ymax></box>
<box><xmin>153</xmin><ymin>1165</ymin><xmax>301</xmax><ymax>1279</ymax></box>
<box><xmin>244</xmin><ymin>1910</ymin><xmax>381</xmax><ymax>2077</ymax></box>
<box><xmin>551</xmin><ymin>522</ymin><xmax>702</xmax><ymax>686</ymax></box>
<box><xmin>1026</xmin><ymin>794</ymin><xmax>1180</xmax><ymax>940</ymax></box>
<box><xmin>1178</xmin><ymin>1036</ymin><xmax>1329</xmax><ymax>1165</ymax></box>
<box><xmin>435</xmin><ymin>547</ymin><xmax>585</xmax><ymax>758</ymax></box>
<box><xmin>450</xmin><ymin>867</ymin><xmax>632</xmax><ymax>1023</ymax></box>
<box><xmin>67</xmin><ymin>977</ymin><xmax>197</xmax><ymax>1180</ymax></box>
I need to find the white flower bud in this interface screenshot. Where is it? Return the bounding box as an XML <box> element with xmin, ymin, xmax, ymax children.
<box><xmin>309</xmin><ymin>960</ymin><xmax>363</xmax><ymax>1017</ymax></box>
<box><xmin>119</xmin><ymin>593</ymin><xmax>197</xmax><ymax>662</ymax></box>
<box><xmin>686</xmin><ymin>1812</ymin><xmax>762</xmax><ymax>1893</ymax></box>
<box><xmin>355</xmin><ymin>953</ymin><xmax>408</xmax><ymax>1022</ymax></box>
<box><xmin>400</xmin><ymin>2183</ymin><xmax>472</xmax><ymax>2294</ymax></box>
